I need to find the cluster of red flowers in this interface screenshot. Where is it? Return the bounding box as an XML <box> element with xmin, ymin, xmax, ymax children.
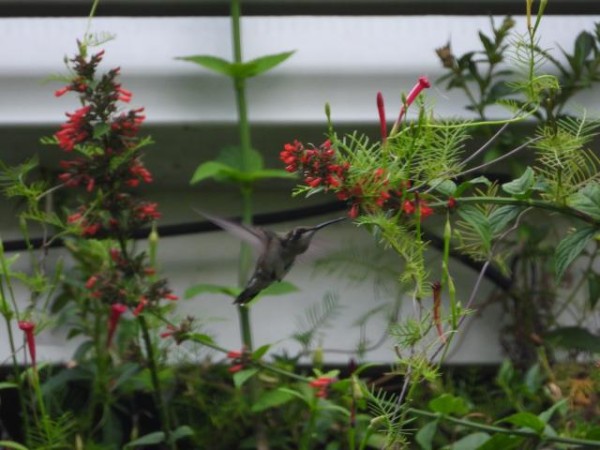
<box><xmin>53</xmin><ymin>44</ymin><xmax>178</xmax><ymax>348</ymax></box>
<box><xmin>279</xmin><ymin>77</ymin><xmax>455</xmax><ymax>221</ymax></box>
<box><xmin>55</xmin><ymin>46</ymin><xmax>156</xmax><ymax>238</ymax></box>
<box><xmin>280</xmin><ymin>139</ymin><xmax>349</xmax><ymax>190</ymax></box>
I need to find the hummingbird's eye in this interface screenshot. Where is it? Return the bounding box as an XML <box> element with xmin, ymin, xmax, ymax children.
<box><xmin>290</xmin><ymin>228</ymin><xmax>307</xmax><ymax>241</ymax></box>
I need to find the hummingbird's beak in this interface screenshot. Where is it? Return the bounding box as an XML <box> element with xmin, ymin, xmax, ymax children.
<box><xmin>310</xmin><ymin>217</ymin><xmax>346</xmax><ymax>231</ymax></box>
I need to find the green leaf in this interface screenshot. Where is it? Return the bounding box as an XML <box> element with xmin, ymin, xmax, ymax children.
<box><xmin>415</xmin><ymin>420</ymin><xmax>438</xmax><ymax>450</ymax></box>
<box><xmin>217</xmin><ymin>146</ymin><xmax>264</xmax><ymax>172</ymax></box>
<box><xmin>251</xmin><ymin>388</ymin><xmax>296</xmax><ymax>412</ymax></box>
<box><xmin>235</xmin><ymin>50</ymin><xmax>295</xmax><ymax>79</ymax></box>
<box><xmin>233</xmin><ymin>368</ymin><xmax>259</xmax><ymax>389</ymax></box>
<box><xmin>190</xmin><ymin>161</ymin><xmax>239</xmax><ymax>185</ymax></box>
<box><xmin>501</xmin><ymin>166</ymin><xmax>534</xmax><ymax>198</ymax></box>
<box><xmin>450</xmin><ymin>432</ymin><xmax>490</xmax><ymax>450</ymax></box>
<box><xmin>457</xmin><ymin>207</ymin><xmax>492</xmax><ymax>254</ymax></box>
<box><xmin>112</xmin><ymin>363</ymin><xmax>141</xmax><ymax>391</ymax></box>
<box><xmin>477</xmin><ymin>434</ymin><xmax>523</xmax><ymax>450</ymax></box>
<box><xmin>169</xmin><ymin>425</ymin><xmax>194</xmax><ymax>443</ymax></box>
<box><xmin>489</xmin><ymin>205</ymin><xmax>521</xmax><ymax>234</ymax></box>
<box><xmin>573</xmin><ymin>31</ymin><xmax>595</xmax><ymax>68</ymax></box>
<box><xmin>428</xmin><ymin>393</ymin><xmax>470</xmax><ymax>416</ymax></box>
<box><xmin>538</xmin><ymin>399</ymin><xmax>567</xmax><ymax>424</ymax></box>
<box><xmin>245</xmin><ymin>169</ymin><xmax>296</xmax><ymax>182</ymax></box>
<box><xmin>184</xmin><ymin>283</ymin><xmax>239</xmax><ymax>299</ymax></box>
<box><xmin>568</xmin><ymin>184</ymin><xmax>600</xmax><ymax>220</ymax></box>
<box><xmin>545</xmin><ymin>326</ymin><xmax>600</xmax><ymax>353</ymax></box>
<box><xmin>499</xmin><ymin>412</ymin><xmax>545</xmax><ymax>434</ymax></box>
<box><xmin>588</xmin><ymin>272</ymin><xmax>600</xmax><ymax>309</ymax></box>
<box><xmin>259</xmin><ymin>281</ymin><xmax>299</xmax><ymax>297</ymax></box>
<box><xmin>93</xmin><ymin>122</ymin><xmax>111</xmax><ymax>139</ymax></box>
<box><xmin>176</xmin><ymin>54</ymin><xmax>234</xmax><ymax>76</ymax></box>
<box><xmin>186</xmin><ymin>333</ymin><xmax>216</xmax><ymax>347</ymax></box>
<box><xmin>429</xmin><ymin>179</ymin><xmax>456</xmax><ymax>196</ymax></box>
<box><xmin>0</xmin><ymin>441</ymin><xmax>29</xmax><ymax>450</ymax></box>
<box><xmin>124</xmin><ymin>431</ymin><xmax>166</xmax><ymax>448</ymax></box>
<box><xmin>555</xmin><ymin>226</ymin><xmax>596</xmax><ymax>280</ymax></box>
<box><xmin>252</xmin><ymin>344</ymin><xmax>271</xmax><ymax>360</ymax></box>
<box><xmin>455</xmin><ymin>176</ymin><xmax>491</xmax><ymax>197</ymax></box>
<box><xmin>0</xmin><ymin>382</ymin><xmax>18</xmax><ymax>390</ymax></box>
<box><xmin>523</xmin><ymin>363</ymin><xmax>543</xmax><ymax>395</ymax></box>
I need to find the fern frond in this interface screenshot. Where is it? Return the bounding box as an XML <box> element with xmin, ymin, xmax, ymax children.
<box><xmin>29</xmin><ymin>412</ymin><xmax>77</xmax><ymax>449</ymax></box>
<box><xmin>293</xmin><ymin>292</ymin><xmax>342</xmax><ymax>348</ymax></box>
<box><xmin>535</xmin><ymin>114</ymin><xmax>600</xmax><ymax>200</ymax></box>
<box><xmin>358</xmin><ymin>213</ymin><xmax>429</xmax><ymax>298</ymax></box>
<box><xmin>413</xmin><ymin>121</ymin><xmax>469</xmax><ymax>180</ymax></box>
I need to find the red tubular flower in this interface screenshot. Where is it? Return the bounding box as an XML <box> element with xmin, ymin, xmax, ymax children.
<box><xmin>419</xmin><ymin>201</ymin><xmax>434</xmax><ymax>219</ymax></box>
<box><xmin>107</xmin><ymin>303</ymin><xmax>127</xmax><ymax>346</ymax></box>
<box><xmin>227</xmin><ymin>350</ymin><xmax>242</xmax><ymax>359</ymax></box>
<box><xmin>432</xmin><ymin>281</ymin><xmax>446</xmax><ymax>344</ymax></box>
<box><xmin>116</xmin><ymin>87</ymin><xmax>133</xmax><ymax>103</ymax></box>
<box><xmin>447</xmin><ymin>197</ymin><xmax>457</xmax><ymax>209</ymax></box>
<box><xmin>403</xmin><ymin>200</ymin><xmax>415</xmax><ymax>215</ymax></box>
<box><xmin>133</xmin><ymin>296</ymin><xmax>148</xmax><ymax>316</ymax></box>
<box><xmin>55</xmin><ymin>105</ymin><xmax>92</xmax><ymax>151</ymax></box>
<box><xmin>18</xmin><ymin>321</ymin><xmax>36</xmax><ymax>368</ymax></box>
<box><xmin>228</xmin><ymin>364</ymin><xmax>244</xmax><ymax>374</ymax></box>
<box><xmin>406</xmin><ymin>76</ymin><xmax>431</xmax><ymax>105</ymax></box>
<box><xmin>160</xmin><ymin>324</ymin><xmax>177</xmax><ymax>339</ymax></box>
<box><xmin>227</xmin><ymin>348</ymin><xmax>246</xmax><ymax>373</ymax></box>
<box><xmin>85</xmin><ymin>275</ymin><xmax>98</xmax><ymax>289</ymax></box>
<box><xmin>135</xmin><ymin>202</ymin><xmax>161</xmax><ymax>221</ymax></box>
<box><xmin>349</xmin><ymin>203</ymin><xmax>360</xmax><ymax>219</ymax></box>
<box><xmin>376</xmin><ymin>92</ymin><xmax>387</xmax><ymax>143</ymax></box>
<box><xmin>309</xmin><ymin>376</ymin><xmax>336</xmax><ymax>398</ymax></box>
<box><xmin>395</xmin><ymin>75</ymin><xmax>431</xmax><ymax>126</ymax></box>
<box><xmin>54</xmin><ymin>86</ymin><xmax>71</xmax><ymax>97</ymax></box>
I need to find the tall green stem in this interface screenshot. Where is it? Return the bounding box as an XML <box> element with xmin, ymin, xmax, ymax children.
<box><xmin>139</xmin><ymin>315</ymin><xmax>175</xmax><ymax>449</ymax></box>
<box><xmin>230</xmin><ymin>0</ymin><xmax>254</xmax><ymax>354</ymax></box>
<box><xmin>230</xmin><ymin>1</ymin><xmax>266</xmax><ymax>447</ymax></box>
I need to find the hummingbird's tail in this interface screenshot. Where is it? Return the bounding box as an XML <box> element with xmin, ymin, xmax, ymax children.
<box><xmin>234</xmin><ymin>289</ymin><xmax>258</xmax><ymax>305</ymax></box>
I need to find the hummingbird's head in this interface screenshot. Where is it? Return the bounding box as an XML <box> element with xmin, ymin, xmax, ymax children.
<box><xmin>283</xmin><ymin>217</ymin><xmax>345</xmax><ymax>252</ymax></box>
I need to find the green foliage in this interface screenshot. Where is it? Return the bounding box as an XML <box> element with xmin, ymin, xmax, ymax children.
<box><xmin>177</xmin><ymin>50</ymin><xmax>295</xmax><ymax>80</ymax></box>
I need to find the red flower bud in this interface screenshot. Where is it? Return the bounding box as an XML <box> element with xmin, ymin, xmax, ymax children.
<box><xmin>376</xmin><ymin>92</ymin><xmax>387</xmax><ymax>143</ymax></box>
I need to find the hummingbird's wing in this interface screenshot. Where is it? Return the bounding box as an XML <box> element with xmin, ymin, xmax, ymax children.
<box><xmin>194</xmin><ymin>209</ymin><xmax>267</xmax><ymax>252</ymax></box>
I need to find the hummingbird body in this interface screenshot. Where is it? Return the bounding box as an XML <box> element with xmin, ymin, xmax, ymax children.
<box><xmin>197</xmin><ymin>211</ymin><xmax>345</xmax><ymax>304</ymax></box>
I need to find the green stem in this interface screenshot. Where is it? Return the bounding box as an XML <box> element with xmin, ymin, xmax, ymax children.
<box><xmin>433</xmin><ymin>196</ymin><xmax>600</xmax><ymax>227</ymax></box>
<box><xmin>2</xmin><ymin>314</ymin><xmax>32</xmax><ymax>446</ymax></box>
<box><xmin>299</xmin><ymin>397</ymin><xmax>318</xmax><ymax>450</ymax></box>
<box><xmin>138</xmin><ymin>315</ymin><xmax>175</xmax><ymax>449</ymax></box>
<box><xmin>407</xmin><ymin>407</ymin><xmax>600</xmax><ymax>448</ymax></box>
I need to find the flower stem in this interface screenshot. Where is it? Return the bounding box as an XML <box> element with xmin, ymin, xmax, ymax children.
<box><xmin>138</xmin><ymin>315</ymin><xmax>175</xmax><ymax>449</ymax></box>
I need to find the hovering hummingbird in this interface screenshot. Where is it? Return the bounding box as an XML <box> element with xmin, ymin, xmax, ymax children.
<box><xmin>196</xmin><ymin>211</ymin><xmax>345</xmax><ymax>305</ymax></box>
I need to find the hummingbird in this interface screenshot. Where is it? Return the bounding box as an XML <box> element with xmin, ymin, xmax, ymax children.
<box><xmin>196</xmin><ymin>211</ymin><xmax>345</xmax><ymax>305</ymax></box>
